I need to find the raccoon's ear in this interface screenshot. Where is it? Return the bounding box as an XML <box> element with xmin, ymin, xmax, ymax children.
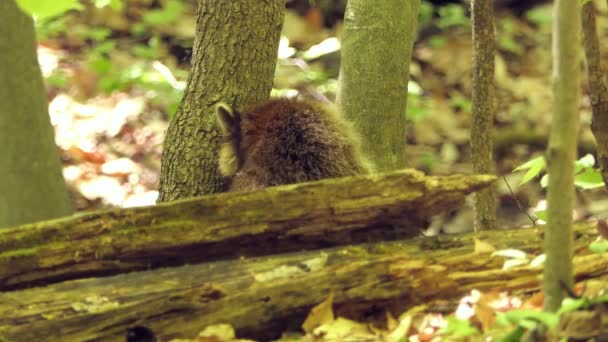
<box><xmin>215</xmin><ymin>102</ymin><xmax>239</xmax><ymax>136</ymax></box>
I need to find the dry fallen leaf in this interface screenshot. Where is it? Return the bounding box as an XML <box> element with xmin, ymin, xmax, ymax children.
<box><xmin>302</xmin><ymin>293</ymin><xmax>335</xmax><ymax>333</ymax></box>
<box><xmin>474</xmin><ymin>238</ymin><xmax>496</xmax><ymax>254</ymax></box>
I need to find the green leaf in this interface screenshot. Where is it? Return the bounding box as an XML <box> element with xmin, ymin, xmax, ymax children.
<box><xmin>88</xmin><ymin>56</ymin><xmax>113</xmax><ymax>75</ymax></box>
<box><xmin>45</xmin><ymin>70</ymin><xmax>68</xmax><ymax>88</ymax></box>
<box><xmin>498</xmin><ymin>326</ymin><xmax>526</xmax><ymax>342</ymax></box>
<box><xmin>590</xmin><ymin>240</ymin><xmax>608</xmax><ymax>254</ymax></box>
<box><xmin>450</xmin><ymin>95</ymin><xmax>472</xmax><ymax>113</ymax></box>
<box><xmin>92</xmin><ymin>41</ymin><xmax>116</xmax><ymax>55</ymax></box>
<box><xmin>437</xmin><ymin>4</ymin><xmax>469</xmax><ymax>29</ymax></box>
<box><xmin>558</xmin><ymin>297</ymin><xmax>590</xmax><ymax>314</ymax></box>
<box><xmin>574</xmin><ymin>168</ymin><xmax>605</xmax><ymax>189</ymax></box>
<box><xmin>418</xmin><ymin>1</ymin><xmax>434</xmax><ymax>27</ymax></box>
<box><xmin>16</xmin><ymin>0</ymin><xmax>83</xmax><ymax>20</ymax></box>
<box><xmin>143</xmin><ymin>0</ymin><xmax>183</xmax><ymax>26</ymax></box>
<box><xmin>513</xmin><ymin>156</ymin><xmax>545</xmax><ymax>185</ymax></box>
<box><xmin>534</xmin><ymin>210</ymin><xmax>547</xmax><ymax>221</ymax></box>
<box><xmin>526</xmin><ymin>6</ymin><xmax>552</xmax><ymax>26</ymax></box>
<box><xmin>429</xmin><ymin>36</ymin><xmax>446</xmax><ymax>48</ymax></box>
<box><xmin>440</xmin><ymin>317</ymin><xmax>479</xmax><ymax>337</ymax></box>
<box><xmin>497</xmin><ymin>310</ymin><xmax>559</xmax><ymax>330</ymax></box>
<box><xmin>590</xmin><ymin>293</ymin><xmax>608</xmax><ymax>305</ymax></box>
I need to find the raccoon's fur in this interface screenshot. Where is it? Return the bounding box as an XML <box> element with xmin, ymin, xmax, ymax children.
<box><xmin>215</xmin><ymin>98</ymin><xmax>372</xmax><ymax>191</ymax></box>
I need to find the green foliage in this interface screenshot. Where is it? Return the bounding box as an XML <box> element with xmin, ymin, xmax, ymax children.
<box><xmin>498</xmin><ymin>18</ymin><xmax>523</xmax><ymax>54</ymax></box>
<box><xmin>513</xmin><ymin>155</ymin><xmax>545</xmax><ymax>185</ymax></box>
<box><xmin>28</xmin><ymin>0</ymin><xmax>187</xmax><ymax>118</ymax></box>
<box><xmin>450</xmin><ymin>95</ymin><xmax>472</xmax><ymax>113</ymax></box>
<box><xmin>514</xmin><ymin>154</ymin><xmax>604</xmax><ymax>223</ymax></box>
<box><xmin>419</xmin><ymin>153</ymin><xmax>439</xmax><ymax>171</ymax></box>
<box><xmin>526</xmin><ymin>6</ymin><xmax>552</xmax><ymax>27</ymax></box>
<box><xmin>568</xmin><ymin>295</ymin><xmax>608</xmax><ymax>317</ymax></box>
<box><xmin>75</xmin><ymin>27</ymin><xmax>113</xmax><ymax>42</ymax></box>
<box><xmin>16</xmin><ymin>0</ymin><xmax>83</xmax><ymax>20</ymax></box>
<box><xmin>132</xmin><ymin>37</ymin><xmax>163</xmax><ymax>60</ymax></box>
<box><xmin>34</xmin><ymin>17</ymin><xmax>68</xmax><ymax>40</ymax></box>
<box><xmin>406</xmin><ymin>81</ymin><xmax>430</xmax><ymax>121</ymax></box>
<box><xmin>534</xmin><ymin>210</ymin><xmax>547</xmax><ymax>222</ymax></box>
<box><xmin>589</xmin><ymin>240</ymin><xmax>608</xmax><ymax>254</ymax></box>
<box><xmin>143</xmin><ymin>0</ymin><xmax>183</xmax><ymax>26</ymax></box>
<box><xmin>429</xmin><ymin>35</ymin><xmax>446</xmax><ymax>48</ymax></box>
<box><xmin>407</xmin><ymin>94</ymin><xmax>430</xmax><ymax>121</ymax></box>
<box><xmin>496</xmin><ymin>290</ymin><xmax>608</xmax><ymax>339</ymax></box>
<box><xmin>418</xmin><ymin>1</ymin><xmax>435</xmax><ymax>27</ymax></box>
<box><xmin>514</xmin><ymin>154</ymin><xmax>605</xmax><ymax>190</ymax></box>
<box><xmin>130</xmin><ymin>0</ymin><xmax>184</xmax><ymax>35</ymax></box>
<box><xmin>437</xmin><ymin>4</ymin><xmax>470</xmax><ymax>29</ymax></box>
<box><xmin>440</xmin><ymin>317</ymin><xmax>479</xmax><ymax>337</ymax></box>
<box><xmin>45</xmin><ymin>70</ymin><xmax>69</xmax><ymax>88</ymax></box>
<box><xmin>498</xmin><ymin>325</ymin><xmax>526</xmax><ymax>342</ymax></box>
<box><xmin>497</xmin><ymin>309</ymin><xmax>559</xmax><ymax>330</ymax></box>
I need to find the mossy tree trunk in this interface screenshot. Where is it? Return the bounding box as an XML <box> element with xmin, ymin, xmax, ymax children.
<box><xmin>336</xmin><ymin>0</ymin><xmax>419</xmax><ymax>172</ymax></box>
<box><xmin>0</xmin><ymin>0</ymin><xmax>72</xmax><ymax>228</ymax></box>
<box><xmin>581</xmin><ymin>1</ymin><xmax>608</xmax><ymax>190</ymax></box>
<box><xmin>157</xmin><ymin>0</ymin><xmax>284</xmax><ymax>202</ymax></box>
<box><xmin>470</xmin><ymin>0</ymin><xmax>497</xmax><ymax>231</ymax></box>
<box><xmin>544</xmin><ymin>0</ymin><xmax>580</xmax><ymax>311</ymax></box>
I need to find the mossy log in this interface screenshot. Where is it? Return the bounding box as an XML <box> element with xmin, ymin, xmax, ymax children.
<box><xmin>0</xmin><ymin>222</ymin><xmax>603</xmax><ymax>341</ymax></box>
<box><xmin>0</xmin><ymin>169</ymin><xmax>494</xmax><ymax>290</ymax></box>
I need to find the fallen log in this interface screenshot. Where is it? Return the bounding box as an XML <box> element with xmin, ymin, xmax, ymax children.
<box><xmin>0</xmin><ymin>169</ymin><xmax>494</xmax><ymax>290</ymax></box>
<box><xmin>0</xmin><ymin>222</ymin><xmax>603</xmax><ymax>341</ymax></box>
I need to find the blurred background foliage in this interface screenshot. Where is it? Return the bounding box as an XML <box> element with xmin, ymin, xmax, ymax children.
<box><xmin>15</xmin><ymin>0</ymin><xmax>608</xmax><ymax>230</ymax></box>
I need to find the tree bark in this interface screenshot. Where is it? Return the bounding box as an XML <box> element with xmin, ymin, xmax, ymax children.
<box><xmin>581</xmin><ymin>1</ymin><xmax>608</xmax><ymax>190</ymax></box>
<box><xmin>470</xmin><ymin>0</ymin><xmax>497</xmax><ymax>231</ymax></box>
<box><xmin>0</xmin><ymin>169</ymin><xmax>495</xmax><ymax>290</ymax></box>
<box><xmin>0</xmin><ymin>0</ymin><xmax>72</xmax><ymax>228</ymax></box>
<box><xmin>336</xmin><ymin>0</ymin><xmax>419</xmax><ymax>171</ymax></box>
<box><xmin>157</xmin><ymin>0</ymin><xmax>284</xmax><ymax>202</ymax></box>
<box><xmin>544</xmin><ymin>0</ymin><xmax>580</xmax><ymax>311</ymax></box>
<box><xmin>0</xmin><ymin>222</ymin><xmax>602</xmax><ymax>342</ymax></box>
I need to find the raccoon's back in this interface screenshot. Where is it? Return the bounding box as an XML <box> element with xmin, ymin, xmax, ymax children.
<box><xmin>242</xmin><ymin>99</ymin><xmax>370</xmax><ymax>186</ymax></box>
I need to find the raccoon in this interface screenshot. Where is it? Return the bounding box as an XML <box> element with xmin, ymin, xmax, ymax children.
<box><xmin>215</xmin><ymin>98</ymin><xmax>372</xmax><ymax>191</ymax></box>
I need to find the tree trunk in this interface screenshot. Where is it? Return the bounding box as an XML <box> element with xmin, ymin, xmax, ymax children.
<box><xmin>0</xmin><ymin>169</ymin><xmax>495</xmax><ymax>290</ymax></box>
<box><xmin>544</xmin><ymin>0</ymin><xmax>580</xmax><ymax>311</ymax></box>
<box><xmin>470</xmin><ymin>0</ymin><xmax>497</xmax><ymax>231</ymax></box>
<box><xmin>157</xmin><ymin>0</ymin><xmax>284</xmax><ymax>202</ymax></box>
<box><xmin>336</xmin><ymin>0</ymin><xmax>419</xmax><ymax>171</ymax></box>
<box><xmin>0</xmin><ymin>222</ymin><xmax>602</xmax><ymax>342</ymax></box>
<box><xmin>581</xmin><ymin>1</ymin><xmax>608</xmax><ymax>190</ymax></box>
<box><xmin>0</xmin><ymin>0</ymin><xmax>72</xmax><ymax>228</ymax></box>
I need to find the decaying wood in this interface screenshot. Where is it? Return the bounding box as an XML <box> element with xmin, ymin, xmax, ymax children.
<box><xmin>582</xmin><ymin>1</ymin><xmax>608</xmax><ymax>189</ymax></box>
<box><xmin>0</xmin><ymin>169</ymin><xmax>494</xmax><ymax>290</ymax></box>
<box><xmin>0</xmin><ymin>222</ymin><xmax>603</xmax><ymax>341</ymax></box>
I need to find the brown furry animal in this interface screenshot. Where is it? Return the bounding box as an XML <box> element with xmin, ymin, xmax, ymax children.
<box><xmin>216</xmin><ymin>98</ymin><xmax>372</xmax><ymax>191</ymax></box>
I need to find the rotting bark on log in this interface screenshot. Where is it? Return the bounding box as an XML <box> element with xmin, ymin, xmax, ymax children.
<box><xmin>0</xmin><ymin>222</ymin><xmax>603</xmax><ymax>341</ymax></box>
<box><xmin>0</xmin><ymin>169</ymin><xmax>495</xmax><ymax>290</ymax></box>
